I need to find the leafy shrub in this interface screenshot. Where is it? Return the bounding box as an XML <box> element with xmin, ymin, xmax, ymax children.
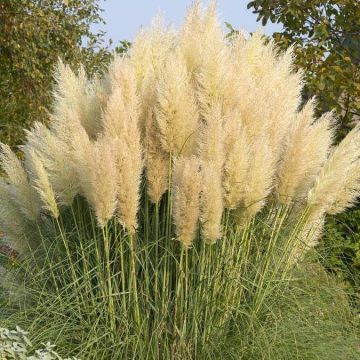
<box><xmin>0</xmin><ymin>327</ymin><xmax>79</xmax><ymax>360</ymax></box>
<box><xmin>0</xmin><ymin>0</ymin><xmax>112</xmax><ymax>147</ymax></box>
<box><xmin>318</xmin><ymin>209</ymin><xmax>360</xmax><ymax>310</ymax></box>
<box><xmin>1</xmin><ymin>2</ymin><xmax>360</xmax><ymax>359</ymax></box>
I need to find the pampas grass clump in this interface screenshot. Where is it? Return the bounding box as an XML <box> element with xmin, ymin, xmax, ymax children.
<box><xmin>1</xmin><ymin>2</ymin><xmax>360</xmax><ymax>359</ymax></box>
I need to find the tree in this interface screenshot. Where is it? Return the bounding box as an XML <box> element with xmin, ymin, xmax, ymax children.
<box><xmin>0</xmin><ymin>0</ymin><xmax>112</xmax><ymax>146</ymax></box>
<box><xmin>247</xmin><ymin>0</ymin><xmax>360</xmax><ymax>137</ymax></box>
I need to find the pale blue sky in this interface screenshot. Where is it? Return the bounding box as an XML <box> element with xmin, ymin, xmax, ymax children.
<box><xmin>95</xmin><ymin>1</ymin><xmax>282</xmax><ymax>46</ymax></box>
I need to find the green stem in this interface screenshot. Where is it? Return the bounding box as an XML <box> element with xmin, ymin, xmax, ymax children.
<box><xmin>129</xmin><ymin>232</ymin><xmax>141</xmax><ymax>328</ymax></box>
<box><xmin>102</xmin><ymin>223</ymin><xmax>116</xmax><ymax>335</ymax></box>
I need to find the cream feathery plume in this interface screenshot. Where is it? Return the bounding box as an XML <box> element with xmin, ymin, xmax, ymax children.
<box><xmin>130</xmin><ymin>15</ymin><xmax>175</xmax><ymax>134</ymax></box>
<box><xmin>200</xmin><ymin>161</ymin><xmax>223</xmax><ymax>243</ymax></box>
<box><xmin>53</xmin><ymin>59</ymin><xmax>103</xmax><ymax>139</ymax></box>
<box><xmin>266</xmin><ymin>48</ymin><xmax>303</xmax><ymax>159</ymax></box>
<box><xmin>230</xmin><ymin>32</ymin><xmax>302</xmax><ymax>158</ymax></box>
<box><xmin>276</xmin><ymin>100</ymin><xmax>335</xmax><ymax>204</ymax></box>
<box><xmin>93</xmin><ymin>138</ymin><xmax>118</xmax><ymax>228</ymax></box>
<box><xmin>0</xmin><ymin>143</ymin><xmax>40</xmax><ymax>221</ymax></box>
<box><xmin>292</xmin><ymin>214</ymin><xmax>325</xmax><ymax>263</ymax></box>
<box><xmin>223</xmin><ymin>113</ymin><xmax>250</xmax><ymax>209</ymax></box>
<box><xmin>101</xmin><ymin>58</ymin><xmax>141</xmax><ymax>161</ymax></box>
<box><xmin>101</xmin><ymin>60</ymin><xmax>144</xmax><ymax>230</ymax></box>
<box><xmin>24</xmin><ymin>148</ymin><xmax>59</xmax><ymax>218</ymax></box>
<box><xmin>239</xmin><ymin>137</ymin><xmax>276</xmax><ymax>221</ymax></box>
<box><xmin>327</xmin><ymin>166</ymin><xmax>360</xmax><ymax>215</ymax></box>
<box><xmin>104</xmin><ymin>57</ymin><xmax>139</xmax><ymax>146</ymax></box>
<box><xmin>179</xmin><ymin>0</ymin><xmax>204</xmax><ymax>77</ymax></box>
<box><xmin>234</xmin><ymin>31</ymin><xmax>277</xmax><ymax>81</ymax></box>
<box><xmin>49</xmin><ymin>105</ymin><xmax>83</xmax><ymax>146</ymax></box>
<box><xmin>24</xmin><ymin>122</ymin><xmax>79</xmax><ymax>206</ymax></box>
<box><xmin>155</xmin><ymin>50</ymin><xmax>199</xmax><ymax>156</ymax></box>
<box><xmin>307</xmin><ymin>125</ymin><xmax>360</xmax><ymax>217</ymax></box>
<box><xmin>139</xmin><ymin>72</ymin><xmax>158</xmax><ymax>138</ymax></box>
<box><xmin>195</xmin><ymin>2</ymin><xmax>233</xmax><ymax>112</ymax></box>
<box><xmin>108</xmin><ymin>56</ymin><xmax>137</xmax><ymax>104</ymax></box>
<box><xmin>101</xmin><ymin>85</ymin><xmax>139</xmax><ymax>143</ymax></box>
<box><xmin>0</xmin><ymin>144</ymin><xmax>27</xmax><ymax>188</ymax></box>
<box><xmin>173</xmin><ymin>156</ymin><xmax>201</xmax><ymax>248</ymax></box>
<box><xmin>197</xmin><ymin>104</ymin><xmax>226</xmax><ymax>235</ymax></box>
<box><xmin>199</xmin><ymin>104</ymin><xmax>225</xmax><ymax>173</ymax></box>
<box><xmin>230</xmin><ymin>33</ymin><xmax>270</xmax><ymax>143</ymax></box>
<box><xmin>181</xmin><ymin>1</ymin><xmax>232</xmax><ymax>102</ymax></box>
<box><xmin>130</xmin><ymin>14</ymin><xmax>175</xmax><ymax>87</ymax></box>
<box><xmin>112</xmin><ymin>135</ymin><xmax>143</xmax><ymax>233</ymax></box>
<box><xmin>94</xmin><ymin>73</ymin><xmax>112</xmax><ymax>108</ymax></box>
<box><xmin>72</xmin><ymin>129</ymin><xmax>117</xmax><ymax>228</ymax></box>
<box><xmin>145</xmin><ymin>110</ymin><xmax>169</xmax><ymax>203</ymax></box>
<box><xmin>0</xmin><ymin>179</ymin><xmax>27</xmax><ymax>251</ymax></box>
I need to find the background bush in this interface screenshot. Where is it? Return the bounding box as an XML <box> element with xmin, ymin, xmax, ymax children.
<box><xmin>0</xmin><ymin>0</ymin><xmax>112</xmax><ymax>147</ymax></box>
<box><xmin>320</xmin><ymin>209</ymin><xmax>360</xmax><ymax>311</ymax></box>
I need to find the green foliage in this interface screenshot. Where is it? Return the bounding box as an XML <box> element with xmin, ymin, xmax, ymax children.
<box><xmin>247</xmin><ymin>0</ymin><xmax>360</xmax><ymax>138</ymax></box>
<box><xmin>0</xmin><ymin>0</ymin><xmax>112</xmax><ymax>146</ymax></box>
<box><xmin>319</xmin><ymin>209</ymin><xmax>360</xmax><ymax>310</ymax></box>
<box><xmin>115</xmin><ymin>40</ymin><xmax>132</xmax><ymax>55</ymax></box>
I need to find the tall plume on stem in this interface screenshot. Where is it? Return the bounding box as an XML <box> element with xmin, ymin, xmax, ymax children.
<box><xmin>53</xmin><ymin>60</ymin><xmax>103</xmax><ymax>139</ymax></box>
<box><xmin>113</xmin><ymin>134</ymin><xmax>143</xmax><ymax>233</ymax></box>
<box><xmin>24</xmin><ymin>148</ymin><xmax>59</xmax><ymax>218</ymax></box>
<box><xmin>198</xmin><ymin>105</ymin><xmax>225</xmax><ymax>241</ymax></box>
<box><xmin>0</xmin><ymin>143</ymin><xmax>40</xmax><ymax>221</ymax></box>
<box><xmin>191</xmin><ymin>3</ymin><xmax>229</xmax><ymax>239</ymax></box>
<box><xmin>173</xmin><ymin>156</ymin><xmax>201</xmax><ymax>248</ymax></box>
<box><xmin>130</xmin><ymin>20</ymin><xmax>172</xmax><ymax>203</ymax></box>
<box><xmin>276</xmin><ymin>99</ymin><xmax>335</xmax><ymax>204</ymax></box>
<box><xmin>231</xmin><ymin>32</ymin><xmax>302</xmax><ymax>159</ymax></box>
<box><xmin>130</xmin><ymin>15</ymin><xmax>175</xmax><ymax>134</ymax></box>
<box><xmin>307</xmin><ymin>124</ymin><xmax>360</xmax><ymax>218</ymax></box>
<box><xmin>0</xmin><ymin>180</ymin><xmax>27</xmax><ymax>251</ymax></box>
<box><xmin>238</xmin><ymin>137</ymin><xmax>275</xmax><ymax>222</ymax></box>
<box><xmin>155</xmin><ymin>51</ymin><xmax>199</xmax><ymax>156</ymax></box>
<box><xmin>24</xmin><ymin>122</ymin><xmax>79</xmax><ymax>206</ymax></box>
<box><xmin>195</xmin><ymin>2</ymin><xmax>232</xmax><ymax>112</ymax></box>
<box><xmin>230</xmin><ymin>33</ymin><xmax>297</xmax><ymax>221</ymax></box>
<box><xmin>72</xmin><ymin>127</ymin><xmax>117</xmax><ymax>228</ymax></box>
<box><xmin>179</xmin><ymin>1</ymin><xmax>204</xmax><ymax>78</ymax></box>
<box><xmin>129</xmin><ymin>17</ymin><xmax>173</xmax><ymax>205</ymax></box>
<box><xmin>102</xmin><ymin>61</ymin><xmax>143</xmax><ymax>232</ymax></box>
<box><xmin>223</xmin><ymin>113</ymin><xmax>250</xmax><ymax>209</ymax></box>
<box><xmin>145</xmin><ymin>110</ymin><xmax>170</xmax><ymax>204</ymax></box>
<box><xmin>200</xmin><ymin>162</ymin><xmax>223</xmax><ymax>243</ymax></box>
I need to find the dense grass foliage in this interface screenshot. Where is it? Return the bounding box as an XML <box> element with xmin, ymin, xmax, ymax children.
<box><xmin>1</xmin><ymin>203</ymin><xmax>359</xmax><ymax>359</ymax></box>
